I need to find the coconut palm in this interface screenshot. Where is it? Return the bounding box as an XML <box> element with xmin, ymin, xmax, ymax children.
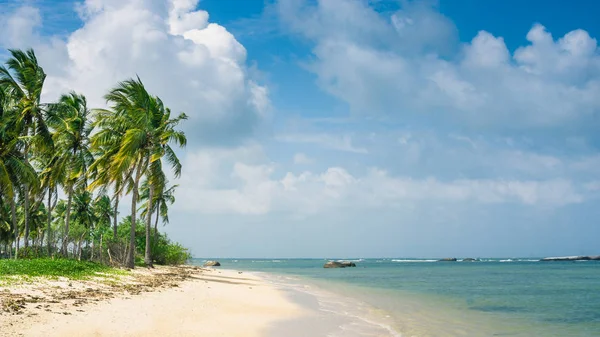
<box><xmin>35</xmin><ymin>153</ymin><xmax>61</xmax><ymax>255</ymax></box>
<box><xmin>140</xmin><ymin>177</ymin><xmax>177</xmax><ymax>250</ymax></box>
<box><xmin>0</xmin><ymin>83</ymin><xmax>37</xmax><ymax>257</ymax></box>
<box><xmin>71</xmin><ymin>190</ymin><xmax>95</xmax><ymax>259</ymax></box>
<box><xmin>0</xmin><ymin>49</ymin><xmax>51</xmax><ymax>248</ymax></box>
<box><xmin>90</xmin><ymin>77</ymin><xmax>186</xmax><ymax>268</ymax></box>
<box><xmin>141</xmin><ymin>96</ymin><xmax>186</xmax><ymax>267</ymax></box>
<box><xmin>49</xmin><ymin>92</ymin><xmax>94</xmax><ymax>256</ymax></box>
<box><xmin>90</xmin><ymin>77</ymin><xmax>155</xmax><ymax>268</ymax></box>
<box><xmin>88</xmin><ymin>143</ymin><xmax>126</xmax><ymax>240</ymax></box>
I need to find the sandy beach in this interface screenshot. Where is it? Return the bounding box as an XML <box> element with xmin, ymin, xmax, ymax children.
<box><xmin>0</xmin><ymin>267</ymin><xmax>306</xmax><ymax>337</ymax></box>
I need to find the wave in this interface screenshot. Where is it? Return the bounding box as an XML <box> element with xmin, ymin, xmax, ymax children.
<box><xmin>391</xmin><ymin>259</ymin><xmax>437</xmax><ymax>263</ymax></box>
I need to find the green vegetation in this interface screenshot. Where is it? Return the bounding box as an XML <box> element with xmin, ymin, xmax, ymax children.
<box><xmin>0</xmin><ymin>48</ymin><xmax>190</xmax><ymax>268</ymax></box>
<box><xmin>0</xmin><ymin>258</ymin><xmax>119</xmax><ymax>279</ymax></box>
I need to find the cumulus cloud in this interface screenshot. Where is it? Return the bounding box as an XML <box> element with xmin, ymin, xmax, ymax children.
<box><xmin>0</xmin><ymin>5</ymin><xmax>42</xmax><ymax>49</ymax></box>
<box><xmin>1</xmin><ymin>0</ymin><xmax>269</xmax><ymax>144</ymax></box>
<box><xmin>174</xmin><ymin>145</ymin><xmax>586</xmax><ymax>216</ymax></box>
<box><xmin>278</xmin><ymin>0</ymin><xmax>600</xmax><ymax>129</ymax></box>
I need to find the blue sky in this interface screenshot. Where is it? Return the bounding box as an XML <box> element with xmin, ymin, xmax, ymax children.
<box><xmin>1</xmin><ymin>0</ymin><xmax>600</xmax><ymax>258</ymax></box>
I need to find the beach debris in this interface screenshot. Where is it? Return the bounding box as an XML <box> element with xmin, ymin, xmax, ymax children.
<box><xmin>1</xmin><ymin>297</ymin><xmax>26</xmax><ymax>314</ymax></box>
<box><xmin>203</xmin><ymin>261</ymin><xmax>221</xmax><ymax>267</ymax></box>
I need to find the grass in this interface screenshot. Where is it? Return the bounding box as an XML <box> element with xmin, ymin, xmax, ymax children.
<box><xmin>0</xmin><ymin>258</ymin><xmax>126</xmax><ymax>281</ymax></box>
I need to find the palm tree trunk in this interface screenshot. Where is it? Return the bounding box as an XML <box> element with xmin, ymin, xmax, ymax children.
<box><xmin>10</xmin><ymin>195</ymin><xmax>18</xmax><ymax>259</ymax></box>
<box><xmin>23</xmin><ymin>184</ymin><xmax>30</xmax><ymax>248</ymax></box>
<box><xmin>39</xmin><ymin>229</ymin><xmax>45</xmax><ymax>251</ymax></box>
<box><xmin>126</xmin><ymin>163</ymin><xmax>143</xmax><ymax>269</ymax></box>
<box><xmin>153</xmin><ymin>209</ymin><xmax>159</xmax><ymax>249</ymax></box>
<box><xmin>144</xmin><ymin>184</ymin><xmax>154</xmax><ymax>267</ymax></box>
<box><xmin>62</xmin><ymin>184</ymin><xmax>74</xmax><ymax>256</ymax></box>
<box><xmin>99</xmin><ymin>234</ymin><xmax>103</xmax><ymax>263</ymax></box>
<box><xmin>46</xmin><ymin>188</ymin><xmax>52</xmax><ymax>256</ymax></box>
<box><xmin>113</xmin><ymin>193</ymin><xmax>119</xmax><ymax>240</ymax></box>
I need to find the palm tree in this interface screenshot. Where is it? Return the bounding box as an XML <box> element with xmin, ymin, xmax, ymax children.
<box><xmin>90</xmin><ymin>77</ymin><xmax>186</xmax><ymax>268</ymax></box>
<box><xmin>49</xmin><ymin>92</ymin><xmax>94</xmax><ymax>256</ymax></box>
<box><xmin>0</xmin><ymin>82</ymin><xmax>37</xmax><ymax>258</ymax></box>
<box><xmin>141</xmin><ymin>95</ymin><xmax>186</xmax><ymax>267</ymax></box>
<box><xmin>71</xmin><ymin>190</ymin><xmax>95</xmax><ymax>260</ymax></box>
<box><xmin>0</xmin><ymin>49</ymin><xmax>51</xmax><ymax>248</ymax></box>
<box><xmin>36</xmin><ymin>153</ymin><xmax>61</xmax><ymax>255</ymax></box>
<box><xmin>88</xmin><ymin>144</ymin><xmax>126</xmax><ymax>240</ymax></box>
<box><xmin>90</xmin><ymin>78</ymin><xmax>153</xmax><ymax>268</ymax></box>
<box><xmin>140</xmin><ymin>178</ymin><xmax>177</xmax><ymax>250</ymax></box>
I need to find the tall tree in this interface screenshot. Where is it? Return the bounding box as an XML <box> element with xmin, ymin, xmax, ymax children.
<box><xmin>0</xmin><ymin>82</ymin><xmax>37</xmax><ymax>257</ymax></box>
<box><xmin>91</xmin><ymin>77</ymin><xmax>186</xmax><ymax>268</ymax></box>
<box><xmin>0</xmin><ymin>49</ymin><xmax>51</xmax><ymax>248</ymax></box>
<box><xmin>142</xmin><ymin>95</ymin><xmax>186</xmax><ymax>267</ymax></box>
<box><xmin>49</xmin><ymin>92</ymin><xmax>94</xmax><ymax>256</ymax></box>
<box><xmin>140</xmin><ymin>178</ymin><xmax>177</xmax><ymax>251</ymax></box>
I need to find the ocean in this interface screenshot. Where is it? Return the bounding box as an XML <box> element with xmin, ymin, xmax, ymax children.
<box><xmin>190</xmin><ymin>258</ymin><xmax>600</xmax><ymax>336</ymax></box>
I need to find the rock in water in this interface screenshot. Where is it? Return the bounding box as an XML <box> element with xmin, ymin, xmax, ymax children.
<box><xmin>324</xmin><ymin>261</ymin><xmax>357</xmax><ymax>268</ymax></box>
<box><xmin>204</xmin><ymin>260</ymin><xmax>221</xmax><ymax>267</ymax></box>
<box><xmin>462</xmin><ymin>258</ymin><xmax>478</xmax><ymax>262</ymax></box>
<box><xmin>438</xmin><ymin>258</ymin><xmax>458</xmax><ymax>262</ymax></box>
<box><xmin>324</xmin><ymin>261</ymin><xmax>344</xmax><ymax>268</ymax></box>
<box><xmin>540</xmin><ymin>256</ymin><xmax>597</xmax><ymax>262</ymax></box>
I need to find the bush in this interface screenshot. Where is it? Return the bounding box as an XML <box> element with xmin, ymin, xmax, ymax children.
<box><xmin>17</xmin><ymin>246</ymin><xmax>46</xmax><ymax>259</ymax></box>
<box><xmin>154</xmin><ymin>241</ymin><xmax>191</xmax><ymax>265</ymax></box>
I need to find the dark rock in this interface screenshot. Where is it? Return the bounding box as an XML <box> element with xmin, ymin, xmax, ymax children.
<box><xmin>438</xmin><ymin>258</ymin><xmax>457</xmax><ymax>262</ymax></box>
<box><xmin>590</xmin><ymin>256</ymin><xmax>600</xmax><ymax>260</ymax></box>
<box><xmin>462</xmin><ymin>258</ymin><xmax>478</xmax><ymax>262</ymax></box>
<box><xmin>339</xmin><ymin>261</ymin><xmax>357</xmax><ymax>267</ymax></box>
<box><xmin>203</xmin><ymin>260</ymin><xmax>221</xmax><ymax>267</ymax></box>
<box><xmin>324</xmin><ymin>261</ymin><xmax>345</xmax><ymax>268</ymax></box>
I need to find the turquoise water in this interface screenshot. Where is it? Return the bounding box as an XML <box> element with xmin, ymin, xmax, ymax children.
<box><xmin>191</xmin><ymin>258</ymin><xmax>600</xmax><ymax>336</ymax></box>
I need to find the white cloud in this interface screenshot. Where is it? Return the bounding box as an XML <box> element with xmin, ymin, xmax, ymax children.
<box><xmin>175</xmin><ymin>145</ymin><xmax>586</xmax><ymax>216</ymax></box>
<box><xmin>0</xmin><ymin>5</ymin><xmax>41</xmax><ymax>49</ymax></box>
<box><xmin>277</xmin><ymin>133</ymin><xmax>368</xmax><ymax>153</ymax></box>
<box><xmin>293</xmin><ymin>153</ymin><xmax>313</xmax><ymax>165</ymax></box>
<box><xmin>278</xmin><ymin>0</ymin><xmax>600</xmax><ymax>129</ymax></box>
<box><xmin>2</xmin><ymin>0</ymin><xmax>269</xmax><ymax>144</ymax></box>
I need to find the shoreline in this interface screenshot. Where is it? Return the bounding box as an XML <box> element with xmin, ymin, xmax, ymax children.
<box><xmin>259</xmin><ymin>271</ymin><xmax>402</xmax><ymax>337</ymax></box>
<box><xmin>1</xmin><ymin>264</ymin><xmax>403</xmax><ymax>337</ymax></box>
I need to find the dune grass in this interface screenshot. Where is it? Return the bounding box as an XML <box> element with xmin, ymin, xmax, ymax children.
<box><xmin>0</xmin><ymin>258</ymin><xmax>125</xmax><ymax>281</ymax></box>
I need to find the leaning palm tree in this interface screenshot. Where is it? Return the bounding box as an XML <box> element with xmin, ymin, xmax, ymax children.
<box><xmin>90</xmin><ymin>77</ymin><xmax>186</xmax><ymax>268</ymax></box>
<box><xmin>49</xmin><ymin>92</ymin><xmax>94</xmax><ymax>256</ymax></box>
<box><xmin>0</xmin><ymin>49</ymin><xmax>51</xmax><ymax>248</ymax></box>
<box><xmin>141</xmin><ymin>95</ymin><xmax>186</xmax><ymax>267</ymax></box>
<box><xmin>90</xmin><ymin>77</ymin><xmax>157</xmax><ymax>268</ymax></box>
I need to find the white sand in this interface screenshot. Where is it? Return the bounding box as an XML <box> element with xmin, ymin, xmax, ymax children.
<box><xmin>1</xmin><ymin>269</ymin><xmax>306</xmax><ymax>337</ymax></box>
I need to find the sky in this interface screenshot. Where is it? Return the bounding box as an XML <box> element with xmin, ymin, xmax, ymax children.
<box><xmin>1</xmin><ymin>0</ymin><xmax>600</xmax><ymax>258</ymax></box>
